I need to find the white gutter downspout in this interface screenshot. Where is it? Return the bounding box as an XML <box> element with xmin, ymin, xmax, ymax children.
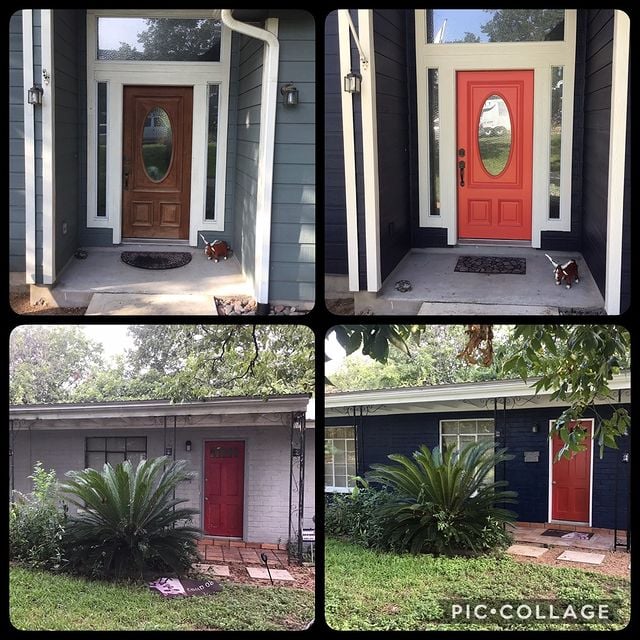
<box><xmin>221</xmin><ymin>9</ymin><xmax>279</xmax><ymax>315</ymax></box>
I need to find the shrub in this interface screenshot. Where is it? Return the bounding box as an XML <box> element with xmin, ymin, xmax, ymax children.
<box><xmin>369</xmin><ymin>440</ymin><xmax>518</xmax><ymax>555</ymax></box>
<box><xmin>60</xmin><ymin>457</ymin><xmax>200</xmax><ymax>579</ymax></box>
<box><xmin>9</xmin><ymin>462</ymin><xmax>67</xmax><ymax>569</ymax></box>
<box><xmin>325</xmin><ymin>479</ymin><xmax>397</xmax><ymax>550</ymax></box>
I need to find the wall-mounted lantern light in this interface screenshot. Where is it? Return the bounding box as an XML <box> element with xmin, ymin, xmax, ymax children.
<box><xmin>185</xmin><ymin>440</ymin><xmax>192</xmax><ymax>452</ymax></box>
<box><xmin>164</xmin><ymin>447</ymin><xmax>173</xmax><ymax>457</ymax></box>
<box><xmin>27</xmin><ymin>84</ymin><xmax>44</xmax><ymax>106</ymax></box>
<box><xmin>532</xmin><ymin>423</ymin><xmax>539</xmax><ymax>433</ymax></box>
<box><xmin>280</xmin><ymin>82</ymin><xmax>299</xmax><ymax>106</ymax></box>
<box><xmin>622</xmin><ymin>452</ymin><xmax>629</xmax><ymax>463</ymax></box>
<box><xmin>343</xmin><ymin>71</ymin><xmax>361</xmax><ymax>94</ymax></box>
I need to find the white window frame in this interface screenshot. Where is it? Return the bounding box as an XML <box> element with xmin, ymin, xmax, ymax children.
<box><xmin>325</xmin><ymin>425</ymin><xmax>357</xmax><ymax>493</ymax></box>
<box><xmin>86</xmin><ymin>10</ymin><xmax>231</xmax><ymax>245</ymax></box>
<box><xmin>415</xmin><ymin>9</ymin><xmax>577</xmax><ymax>247</ymax></box>
<box><xmin>439</xmin><ymin>418</ymin><xmax>495</xmax><ymax>450</ymax></box>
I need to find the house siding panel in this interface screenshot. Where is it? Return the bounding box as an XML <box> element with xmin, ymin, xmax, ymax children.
<box><xmin>327</xmin><ymin>403</ymin><xmax>629</xmax><ymax>529</ymax></box>
<box><xmin>13</xmin><ymin>423</ymin><xmax>315</xmax><ymax>544</ymax></box>
<box><xmin>269</xmin><ymin>10</ymin><xmax>315</xmax><ymax>304</ymax></box>
<box><xmin>324</xmin><ymin>12</ymin><xmax>348</xmax><ymax>275</ymax></box>
<box><xmin>9</xmin><ymin>12</ymin><xmax>25</xmax><ymax>273</ymax></box>
<box><xmin>374</xmin><ymin>10</ymin><xmax>412</xmax><ymax>282</ymax></box>
<box><xmin>580</xmin><ymin>9</ymin><xmax>614</xmax><ymax>299</ymax></box>
<box><xmin>54</xmin><ymin>10</ymin><xmax>82</xmax><ymax>273</ymax></box>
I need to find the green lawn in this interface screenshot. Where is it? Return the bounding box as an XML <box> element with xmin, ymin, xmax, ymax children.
<box><xmin>10</xmin><ymin>566</ymin><xmax>313</xmax><ymax>631</ymax></box>
<box><xmin>325</xmin><ymin>539</ymin><xmax>629</xmax><ymax>631</ymax></box>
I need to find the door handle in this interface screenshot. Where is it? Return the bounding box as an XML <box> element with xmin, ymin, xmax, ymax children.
<box><xmin>123</xmin><ymin>169</ymin><xmax>130</xmax><ymax>190</ymax></box>
<box><xmin>458</xmin><ymin>160</ymin><xmax>466</xmax><ymax>187</ymax></box>
<box><xmin>552</xmin><ymin>481</ymin><xmax>557</xmax><ymax>485</ymax></box>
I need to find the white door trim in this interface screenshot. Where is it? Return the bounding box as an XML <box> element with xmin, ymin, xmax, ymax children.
<box><xmin>338</xmin><ymin>10</ymin><xmax>360</xmax><ymax>292</ymax></box>
<box><xmin>85</xmin><ymin>10</ymin><xmax>231</xmax><ymax>245</ymax></box>
<box><xmin>22</xmin><ymin>10</ymin><xmax>36</xmax><ymax>284</ymax></box>
<box><xmin>415</xmin><ymin>10</ymin><xmax>576</xmax><ymax>247</ymax></box>
<box><xmin>358</xmin><ymin>9</ymin><xmax>381</xmax><ymax>291</ymax></box>
<box><xmin>41</xmin><ymin>9</ymin><xmax>56</xmax><ymax>284</ymax></box>
<box><xmin>604</xmin><ymin>10</ymin><xmax>630</xmax><ymax>316</ymax></box>
<box><xmin>547</xmin><ymin>418</ymin><xmax>594</xmax><ymax>527</ymax></box>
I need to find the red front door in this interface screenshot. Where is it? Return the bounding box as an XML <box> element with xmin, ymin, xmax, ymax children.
<box><xmin>457</xmin><ymin>70</ymin><xmax>534</xmax><ymax>240</ymax></box>
<box><xmin>204</xmin><ymin>441</ymin><xmax>244</xmax><ymax>537</ymax></box>
<box><xmin>551</xmin><ymin>421</ymin><xmax>592</xmax><ymax>523</ymax></box>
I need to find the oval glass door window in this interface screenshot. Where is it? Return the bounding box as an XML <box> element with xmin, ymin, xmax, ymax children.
<box><xmin>478</xmin><ymin>95</ymin><xmax>512</xmax><ymax>175</ymax></box>
<box><xmin>142</xmin><ymin>107</ymin><xmax>173</xmax><ymax>182</ymax></box>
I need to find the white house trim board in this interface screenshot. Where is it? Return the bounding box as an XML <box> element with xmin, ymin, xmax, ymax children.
<box><xmin>85</xmin><ymin>10</ymin><xmax>231</xmax><ymax>245</ymax></box>
<box><xmin>547</xmin><ymin>419</ymin><xmax>595</xmax><ymax>527</ymax></box>
<box><xmin>22</xmin><ymin>10</ymin><xmax>36</xmax><ymax>284</ymax></box>
<box><xmin>41</xmin><ymin>9</ymin><xmax>56</xmax><ymax>284</ymax></box>
<box><xmin>338</xmin><ymin>10</ymin><xmax>360</xmax><ymax>292</ymax></box>
<box><xmin>414</xmin><ymin>10</ymin><xmax>576</xmax><ymax>247</ymax></box>
<box><xmin>604</xmin><ymin>10</ymin><xmax>630</xmax><ymax>316</ymax></box>
<box><xmin>358</xmin><ymin>10</ymin><xmax>382</xmax><ymax>292</ymax></box>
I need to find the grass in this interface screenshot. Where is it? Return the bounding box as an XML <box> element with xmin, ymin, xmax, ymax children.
<box><xmin>325</xmin><ymin>538</ymin><xmax>630</xmax><ymax>631</ymax></box>
<box><xmin>10</xmin><ymin>566</ymin><xmax>313</xmax><ymax>631</ymax></box>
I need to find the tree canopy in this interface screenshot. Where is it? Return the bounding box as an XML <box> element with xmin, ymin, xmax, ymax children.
<box><xmin>328</xmin><ymin>324</ymin><xmax>630</xmax><ymax>457</ymax></box>
<box><xmin>481</xmin><ymin>9</ymin><xmax>565</xmax><ymax>42</ymax></box>
<box><xmin>10</xmin><ymin>325</ymin><xmax>314</xmax><ymax>405</ymax></box>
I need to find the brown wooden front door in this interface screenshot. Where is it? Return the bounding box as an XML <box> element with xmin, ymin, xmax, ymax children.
<box><xmin>122</xmin><ymin>86</ymin><xmax>192</xmax><ymax>239</ymax></box>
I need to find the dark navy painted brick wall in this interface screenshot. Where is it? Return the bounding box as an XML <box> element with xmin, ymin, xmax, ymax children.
<box><xmin>327</xmin><ymin>403</ymin><xmax>629</xmax><ymax>528</ymax></box>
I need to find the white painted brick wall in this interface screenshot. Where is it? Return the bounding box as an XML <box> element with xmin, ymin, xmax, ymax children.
<box><xmin>11</xmin><ymin>423</ymin><xmax>315</xmax><ymax>544</ymax></box>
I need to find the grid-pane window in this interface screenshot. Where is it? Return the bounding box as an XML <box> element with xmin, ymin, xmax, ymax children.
<box><xmin>85</xmin><ymin>436</ymin><xmax>147</xmax><ymax>469</ymax></box>
<box><xmin>440</xmin><ymin>419</ymin><xmax>495</xmax><ymax>481</ymax></box>
<box><xmin>325</xmin><ymin>426</ymin><xmax>356</xmax><ymax>492</ymax></box>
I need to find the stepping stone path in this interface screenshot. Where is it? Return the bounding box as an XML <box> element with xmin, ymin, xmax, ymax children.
<box><xmin>506</xmin><ymin>544</ymin><xmax>549</xmax><ymax>558</ymax></box>
<box><xmin>246</xmin><ymin>567</ymin><xmax>294</xmax><ymax>581</ymax></box>
<box><xmin>557</xmin><ymin>550</ymin><xmax>605</xmax><ymax>565</ymax></box>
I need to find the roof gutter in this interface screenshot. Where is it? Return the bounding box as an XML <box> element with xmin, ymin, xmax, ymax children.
<box><xmin>221</xmin><ymin>9</ymin><xmax>279</xmax><ymax>314</ymax></box>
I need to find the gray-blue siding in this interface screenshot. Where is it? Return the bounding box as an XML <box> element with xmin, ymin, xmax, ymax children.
<box><xmin>269</xmin><ymin>10</ymin><xmax>315</xmax><ymax>303</ymax></box>
<box><xmin>326</xmin><ymin>404</ymin><xmax>630</xmax><ymax>529</ymax></box>
<box><xmin>9</xmin><ymin>12</ymin><xmax>25</xmax><ymax>273</ymax></box>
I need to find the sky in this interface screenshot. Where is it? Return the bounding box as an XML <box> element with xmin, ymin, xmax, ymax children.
<box><xmin>432</xmin><ymin>9</ymin><xmax>491</xmax><ymax>43</ymax></box>
<box><xmin>98</xmin><ymin>18</ymin><xmax>147</xmax><ymax>50</ymax></box>
<box><xmin>82</xmin><ymin>325</ymin><xmax>133</xmax><ymax>362</ymax></box>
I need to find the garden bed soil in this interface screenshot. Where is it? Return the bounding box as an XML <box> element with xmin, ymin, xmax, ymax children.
<box><xmin>326</xmin><ymin>298</ymin><xmax>355</xmax><ymax>315</ymax></box>
<box><xmin>10</xmin><ymin>291</ymin><xmax>87</xmax><ymax>316</ymax></box>
<box><xmin>511</xmin><ymin>547</ymin><xmax>630</xmax><ymax>579</ymax></box>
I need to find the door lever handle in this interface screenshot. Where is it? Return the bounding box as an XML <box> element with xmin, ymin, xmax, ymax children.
<box><xmin>123</xmin><ymin>170</ymin><xmax>129</xmax><ymax>190</ymax></box>
<box><xmin>458</xmin><ymin>160</ymin><xmax>465</xmax><ymax>187</ymax></box>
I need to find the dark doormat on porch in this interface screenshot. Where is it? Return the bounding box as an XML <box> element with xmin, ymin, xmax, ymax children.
<box><xmin>454</xmin><ymin>255</ymin><xmax>526</xmax><ymax>274</ymax></box>
<box><xmin>121</xmin><ymin>251</ymin><xmax>192</xmax><ymax>270</ymax></box>
<box><xmin>541</xmin><ymin>529</ymin><xmax>594</xmax><ymax>540</ymax></box>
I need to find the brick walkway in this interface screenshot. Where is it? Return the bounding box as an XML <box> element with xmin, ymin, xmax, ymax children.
<box><xmin>197</xmin><ymin>539</ymin><xmax>290</xmax><ymax>567</ymax></box>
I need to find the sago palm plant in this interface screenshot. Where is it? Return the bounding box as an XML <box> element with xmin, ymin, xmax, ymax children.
<box><xmin>60</xmin><ymin>456</ymin><xmax>200</xmax><ymax>578</ymax></box>
<box><xmin>368</xmin><ymin>440</ymin><xmax>518</xmax><ymax>555</ymax></box>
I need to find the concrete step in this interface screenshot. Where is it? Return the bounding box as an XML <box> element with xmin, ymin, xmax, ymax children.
<box><xmin>418</xmin><ymin>302</ymin><xmax>559</xmax><ymax>315</ymax></box>
<box><xmin>85</xmin><ymin>293</ymin><xmax>218</xmax><ymax>315</ymax></box>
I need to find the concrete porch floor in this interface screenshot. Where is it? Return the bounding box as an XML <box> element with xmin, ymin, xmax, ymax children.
<box><xmin>31</xmin><ymin>244</ymin><xmax>252</xmax><ymax>310</ymax></box>
<box><xmin>355</xmin><ymin>246</ymin><xmax>606</xmax><ymax>315</ymax></box>
<box><xmin>513</xmin><ymin>524</ymin><xmax>625</xmax><ymax>552</ymax></box>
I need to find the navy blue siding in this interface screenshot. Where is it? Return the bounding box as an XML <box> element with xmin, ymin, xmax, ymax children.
<box><xmin>580</xmin><ymin>9</ymin><xmax>614</xmax><ymax>299</ymax></box>
<box><xmin>328</xmin><ymin>403</ymin><xmax>629</xmax><ymax>529</ymax></box>
<box><xmin>324</xmin><ymin>12</ymin><xmax>348</xmax><ymax>275</ymax></box>
<box><xmin>374</xmin><ymin>10</ymin><xmax>411</xmax><ymax>281</ymax></box>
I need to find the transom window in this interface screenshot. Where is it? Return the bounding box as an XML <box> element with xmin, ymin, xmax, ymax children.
<box><xmin>97</xmin><ymin>17</ymin><xmax>222</xmax><ymax>62</ymax></box>
<box><xmin>85</xmin><ymin>436</ymin><xmax>147</xmax><ymax>470</ymax></box>
<box><xmin>426</xmin><ymin>9</ymin><xmax>565</xmax><ymax>44</ymax></box>
<box><xmin>325</xmin><ymin>426</ymin><xmax>356</xmax><ymax>493</ymax></box>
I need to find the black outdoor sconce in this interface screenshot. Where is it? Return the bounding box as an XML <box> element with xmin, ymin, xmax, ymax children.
<box><xmin>280</xmin><ymin>82</ymin><xmax>298</xmax><ymax>106</ymax></box>
<box><xmin>532</xmin><ymin>423</ymin><xmax>539</xmax><ymax>433</ymax></box>
<box><xmin>185</xmin><ymin>440</ymin><xmax>192</xmax><ymax>452</ymax></box>
<box><xmin>27</xmin><ymin>84</ymin><xmax>44</xmax><ymax>106</ymax></box>
<box><xmin>164</xmin><ymin>447</ymin><xmax>173</xmax><ymax>457</ymax></box>
<box><xmin>343</xmin><ymin>71</ymin><xmax>362</xmax><ymax>94</ymax></box>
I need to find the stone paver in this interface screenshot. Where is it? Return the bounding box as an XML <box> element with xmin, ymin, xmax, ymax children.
<box><xmin>222</xmin><ymin>548</ymin><xmax>243</xmax><ymax>563</ymax></box>
<box><xmin>209</xmin><ymin>565</ymin><xmax>230</xmax><ymax>576</ymax></box>
<box><xmin>246</xmin><ymin>567</ymin><xmax>294</xmax><ymax>581</ymax></box>
<box><xmin>239</xmin><ymin>549</ymin><xmax>261</xmax><ymax>563</ymax></box>
<box><xmin>557</xmin><ymin>550</ymin><xmax>606</xmax><ymax>565</ymax></box>
<box><xmin>506</xmin><ymin>544</ymin><xmax>549</xmax><ymax>558</ymax></box>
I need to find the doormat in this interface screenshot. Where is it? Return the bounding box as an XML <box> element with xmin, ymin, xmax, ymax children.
<box><xmin>541</xmin><ymin>529</ymin><xmax>593</xmax><ymax>540</ymax></box>
<box><xmin>121</xmin><ymin>251</ymin><xmax>192</xmax><ymax>270</ymax></box>
<box><xmin>454</xmin><ymin>256</ymin><xmax>526</xmax><ymax>274</ymax></box>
